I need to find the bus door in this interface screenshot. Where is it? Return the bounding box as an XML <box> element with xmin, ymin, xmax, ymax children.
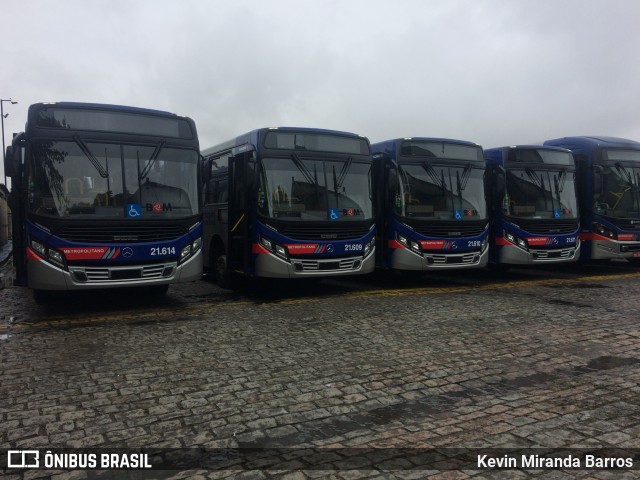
<box><xmin>6</xmin><ymin>143</ymin><xmax>27</xmax><ymax>285</ymax></box>
<box><xmin>378</xmin><ymin>155</ymin><xmax>396</xmax><ymax>266</ymax></box>
<box><xmin>227</xmin><ymin>147</ymin><xmax>256</xmax><ymax>273</ymax></box>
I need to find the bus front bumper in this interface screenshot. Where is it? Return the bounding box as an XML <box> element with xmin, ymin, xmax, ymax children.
<box><xmin>590</xmin><ymin>239</ymin><xmax>640</xmax><ymax>260</ymax></box>
<box><xmin>498</xmin><ymin>241</ymin><xmax>580</xmax><ymax>265</ymax></box>
<box><xmin>27</xmin><ymin>250</ymin><xmax>203</xmax><ymax>291</ymax></box>
<box><xmin>391</xmin><ymin>245</ymin><xmax>488</xmax><ymax>270</ymax></box>
<box><xmin>254</xmin><ymin>248</ymin><xmax>376</xmax><ymax>278</ymax></box>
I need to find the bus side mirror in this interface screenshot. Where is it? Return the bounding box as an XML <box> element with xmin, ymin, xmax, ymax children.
<box><xmin>201</xmin><ymin>157</ymin><xmax>211</xmax><ymax>183</ymax></box>
<box><xmin>386</xmin><ymin>164</ymin><xmax>397</xmax><ymax>193</ymax></box>
<box><xmin>493</xmin><ymin>166</ymin><xmax>506</xmax><ymax>197</ymax></box>
<box><xmin>4</xmin><ymin>146</ymin><xmax>15</xmax><ymax>178</ymax></box>
<box><xmin>592</xmin><ymin>165</ymin><xmax>603</xmax><ymax>194</ymax></box>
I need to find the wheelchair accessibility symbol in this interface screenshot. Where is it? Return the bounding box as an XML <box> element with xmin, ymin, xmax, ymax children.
<box><xmin>328</xmin><ymin>209</ymin><xmax>340</xmax><ymax>220</ymax></box>
<box><xmin>127</xmin><ymin>204</ymin><xmax>142</xmax><ymax>218</ymax></box>
<box><xmin>454</xmin><ymin>209</ymin><xmax>463</xmax><ymax>220</ymax></box>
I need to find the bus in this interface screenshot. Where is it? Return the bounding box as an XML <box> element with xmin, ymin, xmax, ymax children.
<box><xmin>371</xmin><ymin>138</ymin><xmax>489</xmax><ymax>271</ymax></box>
<box><xmin>201</xmin><ymin>127</ymin><xmax>375</xmax><ymax>287</ymax></box>
<box><xmin>4</xmin><ymin>102</ymin><xmax>203</xmax><ymax>302</ymax></box>
<box><xmin>484</xmin><ymin>145</ymin><xmax>580</xmax><ymax>267</ymax></box>
<box><xmin>544</xmin><ymin>136</ymin><xmax>640</xmax><ymax>263</ymax></box>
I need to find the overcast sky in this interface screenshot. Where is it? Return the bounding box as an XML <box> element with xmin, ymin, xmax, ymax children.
<box><xmin>2</xmin><ymin>0</ymin><xmax>639</xmax><ymax>165</ymax></box>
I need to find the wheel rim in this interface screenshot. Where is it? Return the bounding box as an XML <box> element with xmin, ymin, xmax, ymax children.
<box><xmin>216</xmin><ymin>254</ymin><xmax>227</xmax><ymax>281</ymax></box>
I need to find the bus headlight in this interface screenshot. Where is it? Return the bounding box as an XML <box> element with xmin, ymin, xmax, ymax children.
<box><xmin>192</xmin><ymin>237</ymin><xmax>202</xmax><ymax>252</ymax></box>
<box><xmin>180</xmin><ymin>237</ymin><xmax>202</xmax><ymax>263</ymax></box>
<box><xmin>364</xmin><ymin>238</ymin><xmax>375</xmax><ymax>256</ymax></box>
<box><xmin>505</xmin><ymin>230</ymin><xmax>528</xmax><ymax>250</ymax></box>
<box><xmin>397</xmin><ymin>233</ymin><xmax>422</xmax><ymax>255</ymax></box>
<box><xmin>48</xmin><ymin>249</ymin><xmax>65</xmax><ymax>268</ymax></box>
<box><xmin>30</xmin><ymin>239</ymin><xmax>66</xmax><ymax>269</ymax></box>
<box><xmin>593</xmin><ymin>222</ymin><xmax>616</xmax><ymax>239</ymax></box>
<box><xmin>260</xmin><ymin>236</ymin><xmax>289</xmax><ymax>260</ymax></box>
<box><xmin>31</xmin><ymin>239</ymin><xmax>46</xmax><ymax>257</ymax></box>
<box><xmin>260</xmin><ymin>237</ymin><xmax>273</xmax><ymax>250</ymax></box>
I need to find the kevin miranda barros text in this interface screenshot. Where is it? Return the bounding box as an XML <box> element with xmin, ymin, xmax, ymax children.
<box><xmin>478</xmin><ymin>454</ymin><xmax>634</xmax><ymax>469</ymax></box>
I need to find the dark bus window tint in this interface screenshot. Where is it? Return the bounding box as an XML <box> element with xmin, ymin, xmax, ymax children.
<box><xmin>264</xmin><ymin>132</ymin><xmax>369</xmax><ymax>155</ymax></box>
<box><xmin>35</xmin><ymin>108</ymin><xmax>193</xmax><ymax>139</ymax></box>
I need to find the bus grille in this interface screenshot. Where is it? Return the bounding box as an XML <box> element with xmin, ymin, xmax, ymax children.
<box><xmin>57</xmin><ymin>224</ymin><xmax>187</xmax><ymax>243</ymax></box>
<box><xmin>410</xmin><ymin>221</ymin><xmax>487</xmax><ymax>238</ymax></box>
<box><xmin>293</xmin><ymin>257</ymin><xmax>362</xmax><ymax>272</ymax></box>
<box><xmin>269</xmin><ymin>223</ymin><xmax>372</xmax><ymax>240</ymax></box>
<box><xmin>531</xmin><ymin>248</ymin><xmax>576</xmax><ymax>261</ymax></box>
<box><xmin>508</xmin><ymin>219</ymin><xmax>579</xmax><ymax>235</ymax></box>
<box><xmin>428</xmin><ymin>252</ymin><xmax>480</xmax><ymax>265</ymax></box>
<box><xmin>69</xmin><ymin>263</ymin><xmax>176</xmax><ymax>283</ymax></box>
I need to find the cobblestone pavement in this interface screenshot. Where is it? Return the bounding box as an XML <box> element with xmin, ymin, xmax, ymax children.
<box><xmin>1</xmin><ymin>262</ymin><xmax>640</xmax><ymax>479</ymax></box>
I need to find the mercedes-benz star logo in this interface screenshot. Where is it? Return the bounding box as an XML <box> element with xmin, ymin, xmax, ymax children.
<box><xmin>122</xmin><ymin>247</ymin><xmax>134</xmax><ymax>258</ymax></box>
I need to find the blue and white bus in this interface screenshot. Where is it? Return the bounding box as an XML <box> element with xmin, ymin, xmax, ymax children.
<box><xmin>201</xmin><ymin>127</ymin><xmax>375</xmax><ymax>287</ymax></box>
<box><xmin>544</xmin><ymin>136</ymin><xmax>640</xmax><ymax>263</ymax></box>
<box><xmin>5</xmin><ymin>102</ymin><xmax>202</xmax><ymax>302</ymax></box>
<box><xmin>484</xmin><ymin>145</ymin><xmax>580</xmax><ymax>266</ymax></box>
<box><xmin>372</xmin><ymin>138</ymin><xmax>489</xmax><ymax>271</ymax></box>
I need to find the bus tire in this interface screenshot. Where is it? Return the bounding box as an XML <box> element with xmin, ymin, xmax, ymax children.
<box><xmin>488</xmin><ymin>263</ymin><xmax>511</xmax><ymax>273</ymax></box>
<box><xmin>33</xmin><ymin>289</ymin><xmax>54</xmax><ymax>305</ymax></box>
<box><xmin>147</xmin><ymin>284</ymin><xmax>169</xmax><ymax>295</ymax></box>
<box><xmin>213</xmin><ymin>247</ymin><xmax>235</xmax><ymax>289</ymax></box>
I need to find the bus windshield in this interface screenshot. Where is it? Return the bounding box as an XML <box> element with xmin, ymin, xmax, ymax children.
<box><xmin>258</xmin><ymin>156</ymin><xmax>373</xmax><ymax>221</ymax></box>
<box><xmin>504</xmin><ymin>167</ymin><xmax>578</xmax><ymax>219</ymax></box>
<box><xmin>594</xmin><ymin>163</ymin><xmax>640</xmax><ymax>219</ymax></box>
<box><xmin>396</xmin><ymin>163</ymin><xmax>487</xmax><ymax>220</ymax></box>
<box><xmin>27</xmin><ymin>140</ymin><xmax>200</xmax><ymax>218</ymax></box>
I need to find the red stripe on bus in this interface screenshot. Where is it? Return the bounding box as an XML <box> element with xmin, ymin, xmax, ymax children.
<box><xmin>252</xmin><ymin>243</ymin><xmax>271</xmax><ymax>255</ymax></box>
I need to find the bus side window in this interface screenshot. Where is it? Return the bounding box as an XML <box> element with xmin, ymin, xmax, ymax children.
<box><xmin>217</xmin><ymin>178</ymin><xmax>228</xmax><ymax>203</ymax></box>
<box><xmin>206</xmin><ymin>178</ymin><xmax>218</xmax><ymax>205</ymax></box>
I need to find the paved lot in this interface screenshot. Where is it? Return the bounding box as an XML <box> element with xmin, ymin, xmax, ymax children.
<box><xmin>1</xmin><ymin>262</ymin><xmax>640</xmax><ymax>479</ymax></box>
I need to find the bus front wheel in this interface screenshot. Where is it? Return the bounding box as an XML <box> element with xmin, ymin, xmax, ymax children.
<box><xmin>213</xmin><ymin>248</ymin><xmax>235</xmax><ymax>289</ymax></box>
<box><xmin>33</xmin><ymin>289</ymin><xmax>55</xmax><ymax>305</ymax></box>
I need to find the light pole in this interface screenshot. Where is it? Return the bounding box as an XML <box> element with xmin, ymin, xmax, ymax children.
<box><xmin>1</xmin><ymin>98</ymin><xmax>18</xmax><ymax>188</ymax></box>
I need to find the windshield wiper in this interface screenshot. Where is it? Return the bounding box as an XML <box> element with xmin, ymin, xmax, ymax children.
<box><xmin>290</xmin><ymin>152</ymin><xmax>318</xmax><ymax>186</ymax></box>
<box><xmin>524</xmin><ymin>166</ymin><xmax>543</xmax><ymax>190</ymax></box>
<box><xmin>552</xmin><ymin>168</ymin><xmax>567</xmax><ymax>211</ymax></box>
<box><xmin>457</xmin><ymin>163</ymin><xmax>472</xmax><ymax>191</ymax></box>
<box><xmin>139</xmin><ymin>139</ymin><xmax>166</xmax><ymax>181</ymax></box>
<box><xmin>335</xmin><ymin>157</ymin><xmax>353</xmax><ymax>190</ymax></box>
<box><xmin>73</xmin><ymin>135</ymin><xmax>108</xmax><ymax>178</ymax></box>
<box><xmin>421</xmin><ymin>162</ymin><xmax>446</xmax><ymax>190</ymax></box>
<box><xmin>332</xmin><ymin>164</ymin><xmax>340</xmax><ymax>208</ymax></box>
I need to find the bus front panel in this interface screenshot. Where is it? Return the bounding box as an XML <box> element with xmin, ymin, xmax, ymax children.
<box><xmin>251</xmin><ymin>220</ymin><xmax>375</xmax><ymax>278</ymax></box>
